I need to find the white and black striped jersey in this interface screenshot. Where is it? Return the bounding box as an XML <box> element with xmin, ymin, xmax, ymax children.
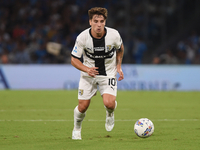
<box><xmin>71</xmin><ymin>26</ymin><xmax>122</xmax><ymax>77</ymax></box>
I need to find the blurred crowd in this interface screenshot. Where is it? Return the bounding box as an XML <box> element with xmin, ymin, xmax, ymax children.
<box><xmin>0</xmin><ymin>0</ymin><xmax>200</xmax><ymax>64</ymax></box>
<box><xmin>153</xmin><ymin>31</ymin><xmax>200</xmax><ymax>64</ymax></box>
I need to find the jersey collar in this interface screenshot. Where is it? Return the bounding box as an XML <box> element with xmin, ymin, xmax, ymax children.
<box><xmin>89</xmin><ymin>27</ymin><xmax>107</xmax><ymax>40</ymax></box>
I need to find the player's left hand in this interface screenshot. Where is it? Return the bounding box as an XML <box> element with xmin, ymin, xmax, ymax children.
<box><xmin>117</xmin><ymin>68</ymin><xmax>124</xmax><ymax>81</ymax></box>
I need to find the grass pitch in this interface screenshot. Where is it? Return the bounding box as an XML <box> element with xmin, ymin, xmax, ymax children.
<box><xmin>0</xmin><ymin>90</ymin><xmax>200</xmax><ymax>150</ymax></box>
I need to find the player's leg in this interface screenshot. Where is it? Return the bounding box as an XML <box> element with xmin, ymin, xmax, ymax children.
<box><xmin>103</xmin><ymin>94</ymin><xmax>117</xmax><ymax>131</ymax></box>
<box><xmin>74</xmin><ymin>99</ymin><xmax>90</xmax><ymax>129</ymax></box>
<box><xmin>72</xmin><ymin>76</ymin><xmax>97</xmax><ymax>140</ymax></box>
<box><xmin>72</xmin><ymin>99</ymin><xmax>90</xmax><ymax>140</ymax></box>
<box><xmin>98</xmin><ymin>77</ymin><xmax>117</xmax><ymax>132</ymax></box>
<box><xmin>103</xmin><ymin>93</ymin><xmax>116</xmax><ymax>111</ymax></box>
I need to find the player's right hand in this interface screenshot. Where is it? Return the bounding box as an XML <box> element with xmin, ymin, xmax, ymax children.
<box><xmin>87</xmin><ymin>67</ymin><xmax>99</xmax><ymax>77</ymax></box>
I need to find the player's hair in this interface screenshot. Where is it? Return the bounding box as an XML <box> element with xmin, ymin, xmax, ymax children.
<box><xmin>88</xmin><ymin>7</ymin><xmax>108</xmax><ymax>20</ymax></box>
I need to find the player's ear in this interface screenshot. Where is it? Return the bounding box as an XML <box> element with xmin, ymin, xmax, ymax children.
<box><xmin>89</xmin><ymin>19</ymin><xmax>92</xmax><ymax>26</ymax></box>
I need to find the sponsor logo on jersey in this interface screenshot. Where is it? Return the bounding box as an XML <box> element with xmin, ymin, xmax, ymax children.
<box><xmin>84</xmin><ymin>48</ymin><xmax>115</xmax><ymax>60</ymax></box>
<box><xmin>94</xmin><ymin>47</ymin><xmax>104</xmax><ymax>51</ymax></box>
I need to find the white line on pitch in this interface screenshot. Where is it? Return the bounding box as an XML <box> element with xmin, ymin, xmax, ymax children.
<box><xmin>0</xmin><ymin>119</ymin><xmax>198</xmax><ymax>122</ymax></box>
<box><xmin>0</xmin><ymin>109</ymin><xmax>74</xmax><ymax>112</ymax></box>
<box><xmin>0</xmin><ymin>120</ymin><xmax>70</xmax><ymax>122</ymax></box>
<box><xmin>0</xmin><ymin>109</ymin><xmax>130</xmax><ymax>112</ymax></box>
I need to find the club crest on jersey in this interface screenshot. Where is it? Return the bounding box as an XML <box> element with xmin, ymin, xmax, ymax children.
<box><xmin>106</xmin><ymin>45</ymin><xmax>112</xmax><ymax>51</ymax></box>
<box><xmin>79</xmin><ymin>89</ymin><xmax>84</xmax><ymax>96</ymax></box>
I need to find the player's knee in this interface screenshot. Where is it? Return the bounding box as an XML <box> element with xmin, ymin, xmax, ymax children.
<box><xmin>78</xmin><ymin>100</ymin><xmax>90</xmax><ymax>113</ymax></box>
<box><xmin>103</xmin><ymin>94</ymin><xmax>116</xmax><ymax>109</ymax></box>
<box><xmin>104</xmin><ymin>100</ymin><xmax>115</xmax><ymax>110</ymax></box>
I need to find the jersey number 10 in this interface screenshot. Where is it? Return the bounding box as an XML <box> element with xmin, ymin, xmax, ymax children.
<box><xmin>108</xmin><ymin>78</ymin><xmax>116</xmax><ymax>86</ymax></box>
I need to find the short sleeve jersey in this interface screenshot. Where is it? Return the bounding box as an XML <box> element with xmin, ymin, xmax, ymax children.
<box><xmin>71</xmin><ymin>27</ymin><xmax>122</xmax><ymax>78</ymax></box>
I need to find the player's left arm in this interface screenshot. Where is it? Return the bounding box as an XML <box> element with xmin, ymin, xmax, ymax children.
<box><xmin>116</xmin><ymin>44</ymin><xmax>124</xmax><ymax>81</ymax></box>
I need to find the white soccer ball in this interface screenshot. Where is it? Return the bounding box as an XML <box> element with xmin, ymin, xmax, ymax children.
<box><xmin>134</xmin><ymin>118</ymin><xmax>154</xmax><ymax>138</ymax></box>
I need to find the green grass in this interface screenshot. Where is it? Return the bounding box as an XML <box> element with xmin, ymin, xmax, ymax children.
<box><xmin>0</xmin><ymin>90</ymin><xmax>200</xmax><ymax>150</ymax></box>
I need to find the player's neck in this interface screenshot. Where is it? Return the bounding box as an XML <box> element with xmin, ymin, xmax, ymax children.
<box><xmin>91</xmin><ymin>29</ymin><xmax>106</xmax><ymax>39</ymax></box>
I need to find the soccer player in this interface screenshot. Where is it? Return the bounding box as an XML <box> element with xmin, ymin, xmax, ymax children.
<box><xmin>71</xmin><ymin>7</ymin><xmax>124</xmax><ymax>140</ymax></box>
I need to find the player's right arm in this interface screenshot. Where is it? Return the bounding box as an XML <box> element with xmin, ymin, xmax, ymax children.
<box><xmin>71</xmin><ymin>33</ymin><xmax>98</xmax><ymax>77</ymax></box>
<box><xmin>71</xmin><ymin>56</ymin><xmax>99</xmax><ymax>77</ymax></box>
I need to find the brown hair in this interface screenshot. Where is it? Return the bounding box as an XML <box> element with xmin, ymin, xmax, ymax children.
<box><xmin>88</xmin><ymin>7</ymin><xmax>108</xmax><ymax>20</ymax></box>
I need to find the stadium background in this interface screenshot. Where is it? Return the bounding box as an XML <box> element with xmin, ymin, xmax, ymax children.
<box><xmin>0</xmin><ymin>0</ymin><xmax>200</xmax><ymax>90</ymax></box>
<box><xmin>1</xmin><ymin>1</ymin><xmax>200</xmax><ymax>149</ymax></box>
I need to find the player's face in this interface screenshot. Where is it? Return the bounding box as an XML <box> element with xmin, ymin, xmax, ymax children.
<box><xmin>89</xmin><ymin>15</ymin><xmax>106</xmax><ymax>38</ymax></box>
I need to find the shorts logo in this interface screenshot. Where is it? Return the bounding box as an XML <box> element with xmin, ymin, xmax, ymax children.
<box><xmin>79</xmin><ymin>89</ymin><xmax>84</xmax><ymax>96</ymax></box>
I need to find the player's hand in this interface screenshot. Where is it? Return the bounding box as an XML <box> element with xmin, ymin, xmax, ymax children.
<box><xmin>87</xmin><ymin>67</ymin><xmax>99</xmax><ymax>77</ymax></box>
<box><xmin>117</xmin><ymin>68</ymin><xmax>124</xmax><ymax>81</ymax></box>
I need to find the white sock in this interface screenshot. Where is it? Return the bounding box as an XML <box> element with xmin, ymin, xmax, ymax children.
<box><xmin>73</xmin><ymin>106</ymin><xmax>86</xmax><ymax>131</ymax></box>
<box><xmin>105</xmin><ymin>101</ymin><xmax>117</xmax><ymax>114</ymax></box>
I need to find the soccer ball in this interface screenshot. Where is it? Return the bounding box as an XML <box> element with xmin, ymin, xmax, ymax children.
<box><xmin>134</xmin><ymin>118</ymin><xmax>154</xmax><ymax>138</ymax></box>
